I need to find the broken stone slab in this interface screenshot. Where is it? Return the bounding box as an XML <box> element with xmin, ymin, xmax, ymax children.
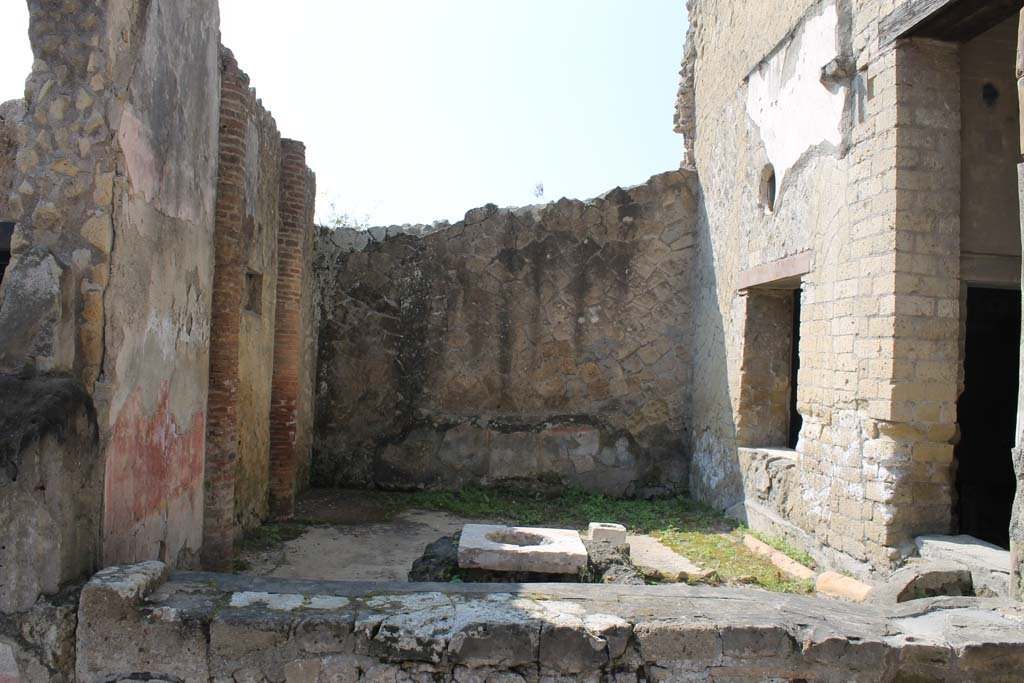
<box><xmin>587</xmin><ymin>522</ymin><xmax>627</xmax><ymax>545</ymax></box>
<box><xmin>815</xmin><ymin>572</ymin><xmax>873</xmax><ymax>602</ymax></box>
<box><xmin>627</xmin><ymin>535</ymin><xmax>709</xmax><ymax>582</ymax></box>
<box><xmin>869</xmin><ymin>561</ymin><xmax>973</xmax><ymax>604</ymax></box>
<box><xmin>916</xmin><ymin>535</ymin><xmax>1010</xmax><ymax>598</ymax></box>
<box><xmin>457</xmin><ymin>524</ymin><xmax>587</xmax><ymax>574</ymax></box>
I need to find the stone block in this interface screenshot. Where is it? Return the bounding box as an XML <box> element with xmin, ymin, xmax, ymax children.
<box><xmin>76</xmin><ymin>563</ymin><xmax>209</xmax><ymax>683</ymax></box>
<box><xmin>457</xmin><ymin>524</ymin><xmax>588</xmax><ymax>574</ymax></box>
<box><xmin>587</xmin><ymin>522</ymin><xmax>627</xmax><ymax>545</ymax></box>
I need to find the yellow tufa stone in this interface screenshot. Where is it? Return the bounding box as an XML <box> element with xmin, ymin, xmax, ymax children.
<box><xmin>80</xmin><ymin>212</ymin><xmax>113</xmax><ymax>254</ymax></box>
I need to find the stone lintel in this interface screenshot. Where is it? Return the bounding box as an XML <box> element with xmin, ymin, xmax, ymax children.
<box><xmin>737</xmin><ymin>252</ymin><xmax>812</xmax><ymax>291</ymax></box>
<box><xmin>961</xmin><ymin>253</ymin><xmax>1021</xmax><ymax>287</ymax></box>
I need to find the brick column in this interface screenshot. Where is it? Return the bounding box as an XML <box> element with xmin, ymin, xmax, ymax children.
<box><xmin>1012</xmin><ymin>10</ymin><xmax>1024</xmax><ymax>601</ymax></box>
<box><xmin>268</xmin><ymin>140</ymin><xmax>311</xmax><ymax>519</ymax></box>
<box><xmin>202</xmin><ymin>49</ymin><xmax>250</xmax><ymax>570</ymax></box>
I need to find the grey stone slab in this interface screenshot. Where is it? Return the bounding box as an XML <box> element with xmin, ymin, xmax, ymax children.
<box><xmin>916</xmin><ymin>535</ymin><xmax>1011</xmax><ymax>597</ymax></box>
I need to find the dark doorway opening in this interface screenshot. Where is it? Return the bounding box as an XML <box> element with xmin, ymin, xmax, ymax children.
<box><xmin>0</xmin><ymin>222</ymin><xmax>13</xmax><ymax>285</ymax></box>
<box><xmin>788</xmin><ymin>289</ymin><xmax>802</xmax><ymax>449</ymax></box>
<box><xmin>955</xmin><ymin>287</ymin><xmax>1021</xmax><ymax>548</ymax></box>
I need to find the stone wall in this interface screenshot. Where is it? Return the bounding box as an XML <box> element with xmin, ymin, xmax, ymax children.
<box><xmin>0</xmin><ymin>375</ymin><xmax>100</xmax><ymax>614</ymax></box>
<box><xmin>314</xmin><ymin>171</ymin><xmax>696</xmax><ymax>496</ymax></box>
<box><xmin>0</xmin><ymin>100</ymin><xmax>20</xmax><ymax>223</ymax></box>
<box><xmin>293</xmin><ymin>162</ymin><xmax>320</xmax><ymax>495</ymax></box>
<box><xmin>679</xmin><ymin>0</ymin><xmax>990</xmax><ymax>573</ymax></box>
<box><xmin>74</xmin><ymin>562</ymin><xmax>1024</xmax><ymax>683</ymax></box>
<box><xmin>0</xmin><ymin>0</ymin><xmax>222</xmax><ymax>569</ymax></box>
<box><xmin>0</xmin><ymin>0</ymin><xmax>318</xmax><ymax>577</ymax></box>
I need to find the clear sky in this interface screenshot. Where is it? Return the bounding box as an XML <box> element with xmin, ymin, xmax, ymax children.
<box><xmin>0</xmin><ymin>1</ymin><xmax>687</xmax><ymax>226</ymax></box>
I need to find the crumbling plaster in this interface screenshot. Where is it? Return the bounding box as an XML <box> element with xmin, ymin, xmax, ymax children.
<box><xmin>746</xmin><ymin>1</ymin><xmax>848</xmax><ymax>189</ymax></box>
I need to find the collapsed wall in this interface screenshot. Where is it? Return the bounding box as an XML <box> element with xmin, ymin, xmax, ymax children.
<box><xmin>314</xmin><ymin>171</ymin><xmax>696</xmax><ymax>496</ymax></box>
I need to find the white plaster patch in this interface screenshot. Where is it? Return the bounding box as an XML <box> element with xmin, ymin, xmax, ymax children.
<box><xmin>746</xmin><ymin>2</ymin><xmax>845</xmax><ymax>187</ymax></box>
<box><xmin>228</xmin><ymin>591</ymin><xmax>348</xmax><ymax>611</ymax></box>
<box><xmin>365</xmin><ymin>591</ymin><xmax>450</xmax><ymax>613</ymax></box>
<box><xmin>230</xmin><ymin>591</ymin><xmax>304</xmax><ymax>611</ymax></box>
<box><xmin>307</xmin><ymin>595</ymin><xmax>351</xmax><ymax>610</ymax></box>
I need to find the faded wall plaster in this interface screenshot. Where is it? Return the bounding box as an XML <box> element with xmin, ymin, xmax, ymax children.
<box><xmin>234</xmin><ymin>105</ymin><xmax>282</xmax><ymax>533</ymax></box>
<box><xmin>746</xmin><ymin>1</ymin><xmax>845</xmax><ymax>189</ymax></box>
<box><xmin>99</xmin><ymin>0</ymin><xmax>220</xmax><ymax>567</ymax></box>
<box><xmin>0</xmin><ymin>0</ymin><xmax>220</xmax><ymax>568</ymax></box>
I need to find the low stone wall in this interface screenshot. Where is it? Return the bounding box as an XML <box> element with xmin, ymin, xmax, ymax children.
<box><xmin>73</xmin><ymin>562</ymin><xmax>1024</xmax><ymax>682</ymax></box>
<box><xmin>314</xmin><ymin>171</ymin><xmax>696</xmax><ymax>496</ymax></box>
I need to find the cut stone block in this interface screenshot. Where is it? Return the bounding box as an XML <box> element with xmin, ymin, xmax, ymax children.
<box><xmin>457</xmin><ymin>524</ymin><xmax>587</xmax><ymax>574</ymax></box>
<box><xmin>588</xmin><ymin>522</ymin><xmax>627</xmax><ymax>545</ymax></box>
<box><xmin>915</xmin><ymin>534</ymin><xmax>1010</xmax><ymax>598</ymax></box>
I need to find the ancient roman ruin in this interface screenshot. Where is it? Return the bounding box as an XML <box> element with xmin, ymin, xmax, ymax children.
<box><xmin>4</xmin><ymin>0</ymin><xmax>1024</xmax><ymax>680</ymax></box>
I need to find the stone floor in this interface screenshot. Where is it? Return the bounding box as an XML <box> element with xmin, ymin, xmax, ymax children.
<box><xmin>240</xmin><ymin>509</ymin><xmax>482</xmax><ymax>581</ymax></box>
<box><xmin>238</xmin><ymin>490</ymin><xmax>709</xmax><ymax>583</ymax></box>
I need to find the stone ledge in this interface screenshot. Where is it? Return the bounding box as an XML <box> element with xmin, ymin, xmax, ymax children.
<box><xmin>71</xmin><ymin>564</ymin><xmax>1024</xmax><ymax>682</ymax></box>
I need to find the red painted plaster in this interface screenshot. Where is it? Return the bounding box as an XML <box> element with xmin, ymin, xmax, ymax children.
<box><xmin>103</xmin><ymin>380</ymin><xmax>205</xmax><ymax>564</ymax></box>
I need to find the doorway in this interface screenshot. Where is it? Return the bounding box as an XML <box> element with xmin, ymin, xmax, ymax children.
<box><xmin>955</xmin><ymin>287</ymin><xmax>1020</xmax><ymax>548</ymax></box>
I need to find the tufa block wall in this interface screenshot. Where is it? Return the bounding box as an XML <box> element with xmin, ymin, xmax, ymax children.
<box><xmin>314</xmin><ymin>171</ymin><xmax>696</xmax><ymax>496</ymax></box>
<box><xmin>681</xmin><ymin>0</ymin><xmax>974</xmax><ymax>572</ymax></box>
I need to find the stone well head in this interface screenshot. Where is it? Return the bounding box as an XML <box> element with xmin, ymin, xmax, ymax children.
<box><xmin>458</xmin><ymin>524</ymin><xmax>588</xmax><ymax>574</ymax></box>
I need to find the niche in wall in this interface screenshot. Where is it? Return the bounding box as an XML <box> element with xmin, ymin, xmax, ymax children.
<box><xmin>736</xmin><ymin>287</ymin><xmax>803</xmax><ymax>449</ymax></box>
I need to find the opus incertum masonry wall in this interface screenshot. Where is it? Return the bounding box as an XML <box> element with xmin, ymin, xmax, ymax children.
<box><xmin>313</xmin><ymin>172</ymin><xmax>697</xmax><ymax>497</ymax></box>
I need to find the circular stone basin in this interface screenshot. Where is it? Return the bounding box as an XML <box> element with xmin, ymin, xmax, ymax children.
<box><xmin>486</xmin><ymin>530</ymin><xmax>550</xmax><ymax>547</ymax></box>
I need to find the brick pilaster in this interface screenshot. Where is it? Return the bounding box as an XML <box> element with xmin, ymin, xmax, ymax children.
<box><xmin>268</xmin><ymin>140</ymin><xmax>312</xmax><ymax>519</ymax></box>
<box><xmin>202</xmin><ymin>48</ymin><xmax>250</xmax><ymax>570</ymax></box>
